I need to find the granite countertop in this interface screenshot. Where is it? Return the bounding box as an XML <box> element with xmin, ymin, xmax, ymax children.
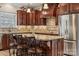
<box><xmin>0</xmin><ymin>31</ymin><xmax>63</xmax><ymax>41</ymax></box>
<box><xmin>0</xmin><ymin>31</ymin><xmax>58</xmax><ymax>35</ymax></box>
<box><xmin>34</xmin><ymin>34</ymin><xmax>64</xmax><ymax>41</ymax></box>
<box><xmin>21</xmin><ymin>34</ymin><xmax>64</xmax><ymax>41</ymax></box>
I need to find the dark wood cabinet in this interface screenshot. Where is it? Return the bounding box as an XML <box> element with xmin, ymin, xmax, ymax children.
<box><xmin>48</xmin><ymin>39</ymin><xmax>64</xmax><ymax>56</ymax></box>
<box><xmin>26</xmin><ymin>11</ymin><xmax>36</xmax><ymax>25</ymax></box>
<box><xmin>41</xmin><ymin>4</ymin><xmax>58</xmax><ymax>17</ymax></box>
<box><xmin>22</xmin><ymin>11</ymin><xmax>27</xmax><ymax>25</ymax></box>
<box><xmin>2</xmin><ymin>34</ymin><xmax>9</xmax><ymax>49</ymax></box>
<box><xmin>26</xmin><ymin>13</ymin><xmax>30</xmax><ymax>25</ymax></box>
<box><xmin>35</xmin><ymin>10</ymin><xmax>41</xmax><ymax>25</ymax></box>
<box><xmin>48</xmin><ymin>4</ymin><xmax>55</xmax><ymax>16</ymax></box>
<box><xmin>57</xmin><ymin>3</ymin><xmax>79</xmax><ymax>14</ymax></box>
<box><xmin>17</xmin><ymin>10</ymin><xmax>46</xmax><ymax>25</ymax></box>
<box><xmin>70</xmin><ymin>3</ymin><xmax>79</xmax><ymax>13</ymax></box>
<box><xmin>17</xmin><ymin>10</ymin><xmax>27</xmax><ymax>25</ymax></box>
<box><xmin>26</xmin><ymin>13</ymin><xmax>31</xmax><ymax>25</ymax></box>
<box><xmin>32</xmin><ymin>11</ymin><xmax>36</xmax><ymax>25</ymax></box>
<box><xmin>40</xmin><ymin>4</ymin><xmax>58</xmax><ymax>25</ymax></box>
<box><xmin>35</xmin><ymin>10</ymin><xmax>47</xmax><ymax>25</ymax></box>
<box><xmin>57</xmin><ymin>4</ymin><xmax>70</xmax><ymax>15</ymax></box>
<box><xmin>17</xmin><ymin>4</ymin><xmax>59</xmax><ymax>25</ymax></box>
<box><xmin>17</xmin><ymin>10</ymin><xmax>23</xmax><ymax>25</ymax></box>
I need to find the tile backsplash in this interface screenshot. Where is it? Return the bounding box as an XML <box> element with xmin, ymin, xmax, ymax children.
<box><xmin>46</xmin><ymin>17</ymin><xmax>58</xmax><ymax>33</ymax></box>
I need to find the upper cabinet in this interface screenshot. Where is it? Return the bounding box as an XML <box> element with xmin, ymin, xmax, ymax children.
<box><xmin>17</xmin><ymin>10</ymin><xmax>46</xmax><ymax>25</ymax></box>
<box><xmin>41</xmin><ymin>4</ymin><xmax>58</xmax><ymax>17</ymax></box>
<box><xmin>35</xmin><ymin>10</ymin><xmax>46</xmax><ymax>25</ymax></box>
<box><xmin>57</xmin><ymin>4</ymin><xmax>70</xmax><ymax>15</ymax></box>
<box><xmin>17</xmin><ymin>10</ymin><xmax>23</xmax><ymax>25</ymax></box>
<box><xmin>48</xmin><ymin>4</ymin><xmax>58</xmax><ymax>17</ymax></box>
<box><xmin>35</xmin><ymin>10</ymin><xmax>40</xmax><ymax>25</ymax></box>
<box><xmin>40</xmin><ymin>4</ymin><xmax>58</xmax><ymax>25</ymax></box>
<box><xmin>70</xmin><ymin>3</ymin><xmax>79</xmax><ymax>13</ymax></box>
<box><xmin>57</xmin><ymin>3</ymin><xmax>79</xmax><ymax>15</ymax></box>
<box><xmin>22</xmin><ymin>11</ymin><xmax>27</xmax><ymax>25</ymax></box>
<box><xmin>17</xmin><ymin>3</ymin><xmax>59</xmax><ymax>25</ymax></box>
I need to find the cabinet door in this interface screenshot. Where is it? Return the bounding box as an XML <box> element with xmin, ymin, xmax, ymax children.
<box><xmin>22</xmin><ymin>11</ymin><xmax>27</xmax><ymax>25</ymax></box>
<box><xmin>35</xmin><ymin>10</ymin><xmax>39</xmax><ymax>25</ymax></box>
<box><xmin>35</xmin><ymin>11</ymin><xmax>43</xmax><ymax>25</ymax></box>
<box><xmin>57</xmin><ymin>4</ymin><xmax>69</xmax><ymax>15</ymax></box>
<box><xmin>29</xmin><ymin>13</ymin><xmax>32</xmax><ymax>25</ymax></box>
<box><xmin>48</xmin><ymin>4</ymin><xmax>55</xmax><ymax>16</ymax></box>
<box><xmin>35</xmin><ymin>14</ymin><xmax>38</xmax><ymax>25</ymax></box>
<box><xmin>17</xmin><ymin>10</ymin><xmax>23</xmax><ymax>25</ymax></box>
<box><xmin>2</xmin><ymin>34</ymin><xmax>9</xmax><ymax>49</ymax></box>
<box><xmin>57</xmin><ymin>39</ymin><xmax>64</xmax><ymax>56</ymax></box>
<box><xmin>32</xmin><ymin>11</ymin><xmax>36</xmax><ymax>25</ymax></box>
<box><xmin>26</xmin><ymin>11</ymin><xmax>35</xmax><ymax>25</ymax></box>
<box><xmin>26</xmin><ymin>13</ymin><xmax>30</xmax><ymax>25</ymax></box>
<box><xmin>70</xmin><ymin>3</ymin><xmax>79</xmax><ymax>13</ymax></box>
<box><xmin>37</xmin><ymin>11</ymin><xmax>41</xmax><ymax>25</ymax></box>
<box><xmin>41</xmin><ymin>4</ymin><xmax>58</xmax><ymax>17</ymax></box>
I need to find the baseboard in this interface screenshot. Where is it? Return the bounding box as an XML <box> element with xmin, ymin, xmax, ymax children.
<box><xmin>0</xmin><ymin>48</ymin><xmax>9</xmax><ymax>51</ymax></box>
<box><xmin>64</xmin><ymin>54</ymin><xmax>73</xmax><ymax>56</ymax></box>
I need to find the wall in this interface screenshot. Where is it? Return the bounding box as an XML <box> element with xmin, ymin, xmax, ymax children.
<box><xmin>0</xmin><ymin>4</ymin><xmax>18</xmax><ymax>49</ymax></box>
<box><xmin>0</xmin><ymin>4</ymin><xmax>19</xmax><ymax>13</ymax></box>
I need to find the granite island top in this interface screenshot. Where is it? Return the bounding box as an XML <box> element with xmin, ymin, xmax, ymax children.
<box><xmin>19</xmin><ymin>34</ymin><xmax>64</xmax><ymax>41</ymax></box>
<box><xmin>34</xmin><ymin>34</ymin><xmax>64</xmax><ymax>41</ymax></box>
<box><xmin>0</xmin><ymin>31</ymin><xmax>58</xmax><ymax>35</ymax></box>
<box><xmin>0</xmin><ymin>31</ymin><xmax>64</xmax><ymax>41</ymax></box>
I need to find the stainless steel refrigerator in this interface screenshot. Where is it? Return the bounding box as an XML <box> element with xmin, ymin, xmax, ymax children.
<box><xmin>58</xmin><ymin>14</ymin><xmax>77</xmax><ymax>56</ymax></box>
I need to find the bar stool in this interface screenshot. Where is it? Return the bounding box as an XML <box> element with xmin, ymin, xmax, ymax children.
<box><xmin>39</xmin><ymin>41</ymin><xmax>50</xmax><ymax>56</ymax></box>
<box><xmin>16</xmin><ymin>35</ymin><xmax>28</xmax><ymax>56</ymax></box>
<box><xmin>26</xmin><ymin>37</ymin><xmax>36</xmax><ymax>56</ymax></box>
<box><xmin>9</xmin><ymin>34</ymin><xmax>17</xmax><ymax>56</ymax></box>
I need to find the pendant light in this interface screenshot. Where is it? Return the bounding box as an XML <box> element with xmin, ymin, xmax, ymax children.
<box><xmin>27</xmin><ymin>8</ymin><xmax>31</xmax><ymax>13</ymax></box>
<box><xmin>43</xmin><ymin>3</ymin><xmax>49</xmax><ymax>9</ymax></box>
<box><xmin>42</xmin><ymin>3</ymin><xmax>49</xmax><ymax>15</ymax></box>
<box><xmin>42</xmin><ymin>11</ymin><xmax>48</xmax><ymax>15</ymax></box>
<box><xmin>27</xmin><ymin>3</ymin><xmax>31</xmax><ymax>13</ymax></box>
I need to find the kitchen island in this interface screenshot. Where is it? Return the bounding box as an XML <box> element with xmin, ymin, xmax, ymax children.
<box><xmin>0</xmin><ymin>32</ymin><xmax>64</xmax><ymax>56</ymax></box>
<box><xmin>34</xmin><ymin>34</ymin><xmax>64</xmax><ymax>56</ymax></box>
<box><xmin>9</xmin><ymin>33</ymin><xmax>64</xmax><ymax>56</ymax></box>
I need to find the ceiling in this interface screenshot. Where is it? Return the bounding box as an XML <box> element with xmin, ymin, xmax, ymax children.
<box><xmin>0</xmin><ymin>3</ymin><xmax>43</xmax><ymax>13</ymax></box>
<box><xmin>0</xmin><ymin>3</ymin><xmax>42</xmax><ymax>9</ymax></box>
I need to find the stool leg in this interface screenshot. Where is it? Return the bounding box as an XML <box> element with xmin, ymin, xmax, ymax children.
<box><xmin>9</xmin><ymin>48</ymin><xmax>11</xmax><ymax>56</ymax></box>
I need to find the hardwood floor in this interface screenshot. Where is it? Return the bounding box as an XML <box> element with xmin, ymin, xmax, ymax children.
<box><xmin>0</xmin><ymin>50</ymin><xmax>9</xmax><ymax>56</ymax></box>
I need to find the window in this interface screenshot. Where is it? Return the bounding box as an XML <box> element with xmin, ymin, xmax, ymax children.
<box><xmin>0</xmin><ymin>12</ymin><xmax>17</xmax><ymax>28</ymax></box>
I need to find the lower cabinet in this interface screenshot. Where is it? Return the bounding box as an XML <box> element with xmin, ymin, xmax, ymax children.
<box><xmin>48</xmin><ymin>39</ymin><xmax>64</xmax><ymax>56</ymax></box>
<box><xmin>2</xmin><ymin>34</ymin><xmax>9</xmax><ymax>49</ymax></box>
<box><xmin>0</xmin><ymin>34</ymin><xmax>64</xmax><ymax>56</ymax></box>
